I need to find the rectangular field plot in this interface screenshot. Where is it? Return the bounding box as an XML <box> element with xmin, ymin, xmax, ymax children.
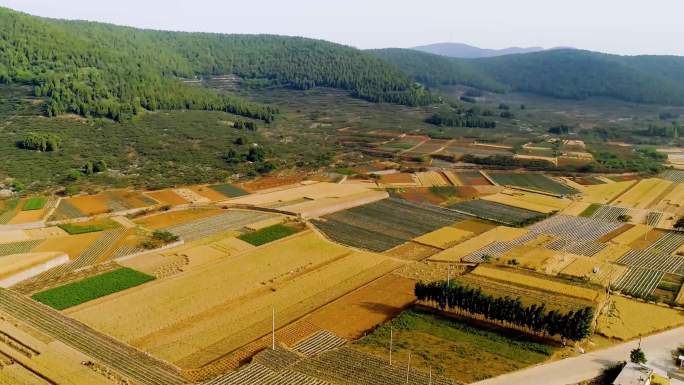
<box><xmin>486</xmin><ymin>172</ymin><xmax>579</xmax><ymax>195</ymax></box>
<box><xmin>617</xmin><ymin>249</ymin><xmax>684</xmax><ymax>274</ymax></box>
<box><xmin>50</xmin><ymin>190</ymin><xmax>158</xmax><ymax>220</ymax></box>
<box><xmin>209</xmin><ymin>183</ymin><xmax>249</xmax><ymax>198</ymax></box>
<box><xmin>163</xmin><ymin>210</ymin><xmax>277</xmax><ymax>241</ymax></box>
<box><xmin>459</xmin><ymin>215</ymin><xmax>623</xmax><ymax>263</ymax></box>
<box><xmin>32</xmin><ymin>268</ymin><xmax>155</xmax><ymax>310</ymax></box>
<box><xmin>612</xmin><ymin>268</ymin><xmax>663</xmax><ymax>298</ymax></box>
<box><xmin>448</xmin><ymin>199</ymin><xmax>546</xmax><ymax>227</ymax></box>
<box><xmin>238</xmin><ymin>223</ymin><xmax>301</xmax><ymax>246</ymax></box>
<box><xmin>312</xmin><ymin>198</ymin><xmax>467</xmax><ymax>252</ymax></box>
<box><xmin>454</xmin><ymin>171</ymin><xmax>491</xmax><ymax>186</ymax></box>
<box><xmin>21</xmin><ymin>197</ymin><xmax>47</xmax><ymax>211</ymax></box>
<box><xmin>67</xmin><ymin>232</ymin><xmax>401</xmax><ymax>369</ymax></box>
<box><xmin>661</xmin><ymin>169</ymin><xmax>684</xmax><ymax>183</ymax></box>
<box><xmin>0</xmin><ymin>239</ymin><xmax>43</xmax><ymax>257</ymax></box>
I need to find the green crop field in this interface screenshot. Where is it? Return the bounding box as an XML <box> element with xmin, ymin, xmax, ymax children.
<box><xmin>58</xmin><ymin>223</ymin><xmax>105</xmax><ymax>235</ymax></box>
<box><xmin>238</xmin><ymin>223</ymin><xmax>300</xmax><ymax>246</ymax></box>
<box><xmin>22</xmin><ymin>197</ymin><xmax>47</xmax><ymax>211</ymax></box>
<box><xmin>487</xmin><ymin>172</ymin><xmax>579</xmax><ymax>195</ymax></box>
<box><xmin>354</xmin><ymin>308</ymin><xmax>555</xmax><ymax>383</ymax></box>
<box><xmin>209</xmin><ymin>183</ymin><xmax>249</xmax><ymax>198</ymax></box>
<box><xmin>32</xmin><ymin>268</ymin><xmax>155</xmax><ymax>310</ymax></box>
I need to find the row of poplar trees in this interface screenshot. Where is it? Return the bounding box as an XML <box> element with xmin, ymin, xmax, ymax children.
<box><xmin>415</xmin><ymin>281</ymin><xmax>594</xmax><ymax>343</ymax></box>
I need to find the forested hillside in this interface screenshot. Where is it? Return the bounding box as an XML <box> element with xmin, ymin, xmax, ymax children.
<box><xmin>370</xmin><ymin>48</ymin><xmax>684</xmax><ymax>105</ymax></box>
<box><xmin>0</xmin><ymin>7</ymin><xmax>432</xmax><ymax>121</ymax></box>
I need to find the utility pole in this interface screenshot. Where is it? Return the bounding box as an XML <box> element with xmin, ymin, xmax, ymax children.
<box><xmin>429</xmin><ymin>366</ymin><xmax>432</xmax><ymax>385</ymax></box>
<box><xmin>272</xmin><ymin>307</ymin><xmax>275</xmax><ymax>350</ymax></box>
<box><xmin>447</xmin><ymin>264</ymin><xmax>451</xmax><ymax>285</ymax></box>
<box><xmin>406</xmin><ymin>352</ymin><xmax>411</xmax><ymax>384</ymax></box>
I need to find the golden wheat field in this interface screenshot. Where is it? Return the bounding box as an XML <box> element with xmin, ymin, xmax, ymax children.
<box><xmin>559</xmin><ymin>258</ymin><xmax>626</xmax><ymax>287</ymax></box>
<box><xmin>413</xmin><ymin>226</ymin><xmax>474</xmax><ymax>249</ymax></box>
<box><xmin>597</xmin><ymin>296</ymin><xmax>684</xmax><ymax>340</ymax></box>
<box><xmin>611</xmin><ymin>178</ymin><xmax>672</xmax><ymax>209</ymax></box>
<box><xmin>581</xmin><ymin>180</ymin><xmax>636</xmax><ymax>204</ymax></box>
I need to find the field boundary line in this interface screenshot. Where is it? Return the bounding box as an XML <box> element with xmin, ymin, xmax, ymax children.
<box><xmin>606</xmin><ymin>179</ymin><xmax>639</xmax><ymax>205</ymax></box>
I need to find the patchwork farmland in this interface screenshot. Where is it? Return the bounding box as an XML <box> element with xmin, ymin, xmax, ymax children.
<box><xmin>3</xmin><ymin>172</ymin><xmax>684</xmax><ymax>385</ymax></box>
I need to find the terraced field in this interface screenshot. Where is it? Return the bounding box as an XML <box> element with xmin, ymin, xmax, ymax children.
<box><xmin>312</xmin><ymin>198</ymin><xmax>466</xmax><ymax>252</ymax></box>
<box><xmin>485</xmin><ymin>172</ymin><xmax>579</xmax><ymax>195</ymax></box>
<box><xmin>448</xmin><ymin>199</ymin><xmax>546</xmax><ymax>227</ymax></box>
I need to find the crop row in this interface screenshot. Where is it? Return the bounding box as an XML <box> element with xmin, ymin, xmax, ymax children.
<box><xmin>546</xmin><ymin>239</ymin><xmax>606</xmax><ymax>257</ymax></box>
<box><xmin>486</xmin><ymin>172</ymin><xmax>579</xmax><ymax>195</ymax></box>
<box><xmin>448</xmin><ymin>199</ymin><xmax>545</xmax><ymax>227</ymax></box>
<box><xmin>164</xmin><ymin>211</ymin><xmax>275</xmax><ymax>241</ymax></box>
<box><xmin>109</xmin><ymin>244</ymin><xmax>145</xmax><ymax>259</ymax></box>
<box><xmin>293</xmin><ymin>330</ymin><xmax>347</xmax><ymax>357</ymax></box>
<box><xmin>645</xmin><ymin>232</ymin><xmax>684</xmax><ymax>255</ymax></box>
<box><xmin>314</xmin><ymin>198</ymin><xmax>466</xmax><ymax>252</ymax></box>
<box><xmin>589</xmin><ymin>205</ymin><xmax>633</xmax><ymax>222</ymax></box>
<box><xmin>0</xmin><ymin>239</ymin><xmax>43</xmax><ymax>257</ymax></box>
<box><xmin>527</xmin><ymin>215</ymin><xmax>623</xmax><ymax>242</ymax></box>
<box><xmin>204</xmin><ymin>362</ymin><xmax>329</xmax><ymax>385</ymax></box>
<box><xmin>646</xmin><ymin>212</ymin><xmax>663</xmax><ymax>226</ymax></box>
<box><xmin>612</xmin><ymin>268</ymin><xmax>663</xmax><ymax>298</ymax></box>
<box><xmin>50</xmin><ymin>200</ymin><xmax>85</xmax><ymax>220</ymax></box>
<box><xmin>0</xmin><ymin>288</ymin><xmax>184</xmax><ymax>385</ymax></box>
<box><xmin>617</xmin><ymin>249</ymin><xmax>684</xmax><ymax>274</ymax></box>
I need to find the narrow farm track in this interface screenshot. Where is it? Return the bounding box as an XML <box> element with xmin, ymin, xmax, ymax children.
<box><xmin>0</xmin><ymin>288</ymin><xmax>185</xmax><ymax>385</ymax></box>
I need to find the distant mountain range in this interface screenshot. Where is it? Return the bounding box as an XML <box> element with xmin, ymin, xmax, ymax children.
<box><xmin>412</xmin><ymin>42</ymin><xmax>545</xmax><ymax>58</ymax></box>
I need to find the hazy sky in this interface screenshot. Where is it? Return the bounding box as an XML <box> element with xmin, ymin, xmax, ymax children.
<box><xmin>2</xmin><ymin>0</ymin><xmax>683</xmax><ymax>56</ymax></box>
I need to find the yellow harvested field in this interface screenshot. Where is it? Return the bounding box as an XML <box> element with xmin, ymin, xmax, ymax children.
<box><xmin>0</xmin><ymin>252</ymin><xmax>67</xmax><ymax>282</ymax></box>
<box><xmin>562</xmin><ymin>201</ymin><xmax>591</xmax><ymax>216</ymax></box>
<box><xmin>229</xmin><ymin>182</ymin><xmax>373</xmax><ymax>207</ymax></box>
<box><xmin>652</xmin><ymin>182</ymin><xmax>684</xmax><ymax>215</ymax></box>
<box><xmin>610</xmin><ymin>224</ymin><xmax>652</xmax><ymax>245</ymax></box>
<box><xmin>24</xmin><ymin>226</ymin><xmax>68</xmax><ymax>240</ymax></box>
<box><xmin>586</xmin><ymin>244</ymin><xmax>628</xmax><ymax>264</ymax></box>
<box><xmin>498</xmin><ymin>245</ymin><xmax>574</xmax><ymax>274</ymax></box>
<box><xmin>597</xmin><ymin>296</ymin><xmax>684</xmax><ymax>340</ymax></box>
<box><xmin>414</xmin><ymin>171</ymin><xmax>449</xmax><ymax>187</ymax></box>
<box><xmin>429</xmin><ymin>226</ymin><xmax>529</xmax><ymax>262</ymax></box>
<box><xmin>31</xmin><ymin>232</ymin><xmax>101</xmax><ymax>259</ymax></box>
<box><xmin>612</xmin><ymin>178</ymin><xmax>673</xmax><ymax>209</ymax></box>
<box><xmin>8</xmin><ymin>208</ymin><xmax>46</xmax><ymax>224</ymax></box>
<box><xmin>450</xmin><ymin>219</ymin><xmax>496</xmax><ymax>234</ymax></box>
<box><xmin>0</xmin><ymin>229</ymin><xmax>29</xmax><ymax>243</ymax></box>
<box><xmin>384</xmin><ymin>242</ymin><xmax>441</xmax><ymax>261</ymax></box>
<box><xmin>413</xmin><ymin>226</ymin><xmax>474</xmax><ymax>249</ymax></box>
<box><xmin>582</xmin><ymin>180</ymin><xmax>636</xmax><ymax>204</ymax></box>
<box><xmin>245</xmin><ymin>216</ymin><xmax>285</xmax><ymax>231</ymax></box>
<box><xmin>471</xmin><ymin>265</ymin><xmax>600</xmax><ymax>302</ymax></box>
<box><xmin>279</xmin><ymin>190</ymin><xmax>388</xmax><ymax>218</ymax></box>
<box><xmin>189</xmin><ymin>185</ymin><xmax>229</xmax><ymax>202</ymax></box>
<box><xmin>145</xmin><ymin>189</ymin><xmax>189</xmax><ymax>206</ymax></box>
<box><xmin>173</xmin><ymin>188</ymin><xmax>211</xmax><ymax>203</ymax></box>
<box><xmin>135</xmin><ymin>208</ymin><xmax>225</xmax><ymax>230</ymax></box>
<box><xmin>482</xmin><ymin>190</ymin><xmax>571</xmax><ymax>213</ymax></box>
<box><xmin>523</xmin><ymin>234</ymin><xmax>557</xmax><ymax>248</ymax></box>
<box><xmin>559</xmin><ymin>258</ymin><xmax>627</xmax><ymax>287</ymax></box>
<box><xmin>68</xmin><ymin>231</ymin><xmax>400</xmax><ymax>369</ymax></box>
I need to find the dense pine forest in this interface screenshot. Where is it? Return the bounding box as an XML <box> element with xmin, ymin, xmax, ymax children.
<box><xmin>0</xmin><ymin>7</ymin><xmax>432</xmax><ymax>121</ymax></box>
<box><xmin>370</xmin><ymin>48</ymin><xmax>684</xmax><ymax>105</ymax></box>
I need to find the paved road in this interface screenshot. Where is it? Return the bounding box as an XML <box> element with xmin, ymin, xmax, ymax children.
<box><xmin>471</xmin><ymin>326</ymin><xmax>684</xmax><ymax>385</ymax></box>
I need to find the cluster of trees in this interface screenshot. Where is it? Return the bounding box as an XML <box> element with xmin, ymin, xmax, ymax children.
<box><xmin>18</xmin><ymin>133</ymin><xmax>61</xmax><ymax>152</ymax></box>
<box><xmin>224</xmin><ymin>145</ymin><xmax>274</xmax><ymax>174</ymax></box>
<box><xmin>415</xmin><ymin>281</ymin><xmax>594</xmax><ymax>342</ymax></box>
<box><xmin>549</xmin><ymin>125</ymin><xmax>572</xmax><ymax>135</ymax></box>
<box><xmin>0</xmin><ymin>8</ymin><xmax>435</xmax><ymax>123</ymax></box>
<box><xmin>641</xmin><ymin>123</ymin><xmax>680</xmax><ymax>138</ymax></box>
<box><xmin>140</xmin><ymin>230</ymin><xmax>179</xmax><ymax>249</ymax></box>
<box><xmin>83</xmin><ymin>160</ymin><xmax>108</xmax><ymax>175</ymax></box>
<box><xmin>233</xmin><ymin>120</ymin><xmax>257</xmax><ymax>130</ymax></box>
<box><xmin>426</xmin><ymin>107</ymin><xmax>497</xmax><ymax>129</ymax></box>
